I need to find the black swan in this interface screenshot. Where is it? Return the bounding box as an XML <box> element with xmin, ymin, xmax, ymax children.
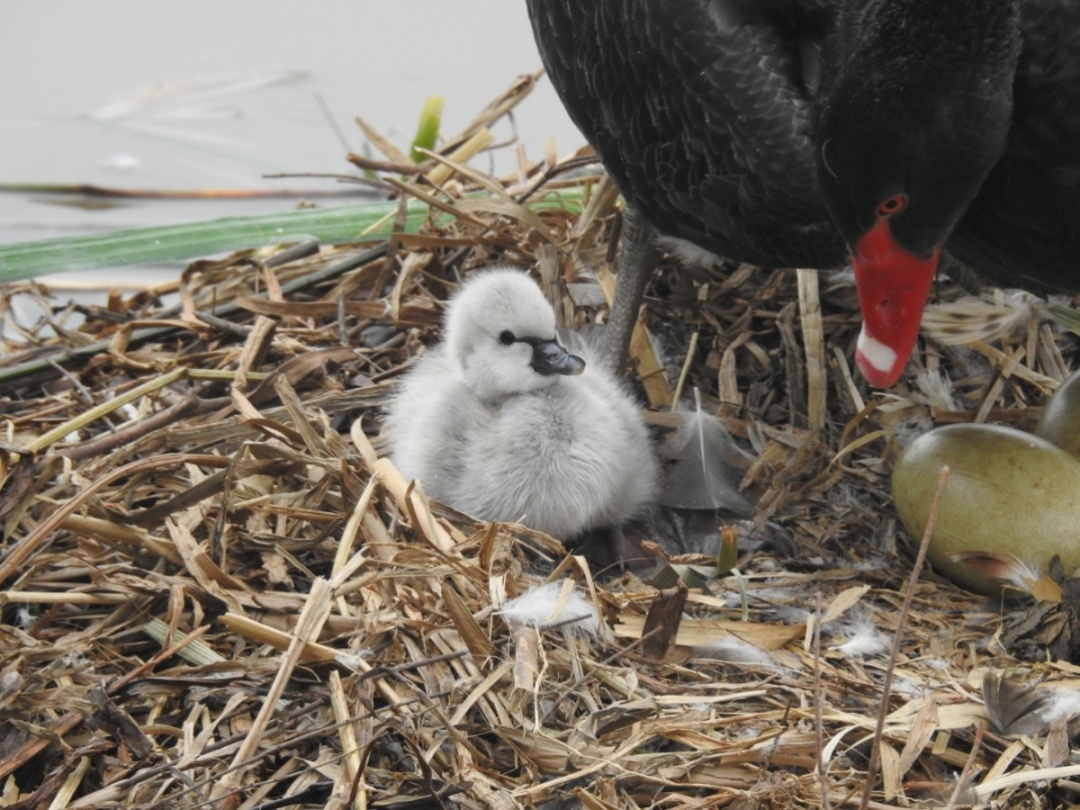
<box><xmin>525</xmin><ymin>0</ymin><xmax>1080</xmax><ymax>386</ymax></box>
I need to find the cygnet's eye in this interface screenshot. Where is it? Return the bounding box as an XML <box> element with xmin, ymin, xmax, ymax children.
<box><xmin>498</xmin><ymin>330</ymin><xmax>515</xmax><ymax>346</ymax></box>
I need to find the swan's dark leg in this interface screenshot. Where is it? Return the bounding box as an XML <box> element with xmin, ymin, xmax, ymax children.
<box><xmin>600</xmin><ymin>206</ymin><xmax>662</xmax><ymax>373</ymax></box>
<box><xmin>608</xmin><ymin>523</ymin><xmax>651</xmax><ymax>571</ymax></box>
<box><xmin>564</xmin><ymin>523</ymin><xmax>654</xmax><ymax>572</ymax></box>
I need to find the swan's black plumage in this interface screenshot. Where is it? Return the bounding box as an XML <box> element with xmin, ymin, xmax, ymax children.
<box><xmin>528</xmin><ymin>0</ymin><xmax>843</xmax><ymax>268</ymax></box>
<box><xmin>951</xmin><ymin>0</ymin><xmax>1080</xmax><ymax>292</ymax></box>
<box><xmin>526</xmin><ymin>0</ymin><xmax>1080</xmax><ymax>385</ymax></box>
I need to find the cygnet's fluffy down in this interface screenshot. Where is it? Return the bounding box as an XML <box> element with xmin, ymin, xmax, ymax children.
<box><xmin>385</xmin><ymin>267</ymin><xmax>657</xmax><ymax>540</ymax></box>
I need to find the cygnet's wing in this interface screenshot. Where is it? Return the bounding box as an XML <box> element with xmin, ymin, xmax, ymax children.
<box><xmin>446</xmin><ymin>341</ymin><xmax>658</xmax><ymax>539</ymax></box>
<box><xmin>561</xmin><ymin>334</ymin><xmax>660</xmax><ymax>531</ymax></box>
<box><xmin>658</xmin><ymin>400</ymin><xmax>754</xmax><ymax>514</ymax></box>
<box><xmin>384</xmin><ymin>350</ymin><xmax>476</xmax><ymax>497</ymax></box>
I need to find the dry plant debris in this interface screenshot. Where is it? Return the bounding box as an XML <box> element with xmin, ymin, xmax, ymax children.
<box><xmin>2</xmin><ymin>78</ymin><xmax>1080</xmax><ymax>809</ymax></box>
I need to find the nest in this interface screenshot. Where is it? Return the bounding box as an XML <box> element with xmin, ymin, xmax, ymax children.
<box><xmin>2</xmin><ymin>79</ymin><xmax>1080</xmax><ymax>809</ymax></box>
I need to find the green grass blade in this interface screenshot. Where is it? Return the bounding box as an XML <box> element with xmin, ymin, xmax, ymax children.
<box><xmin>0</xmin><ymin>199</ymin><xmax>427</xmax><ymax>283</ymax></box>
<box><xmin>0</xmin><ymin>188</ymin><xmax>587</xmax><ymax>284</ymax></box>
<box><xmin>410</xmin><ymin>95</ymin><xmax>445</xmax><ymax>163</ymax></box>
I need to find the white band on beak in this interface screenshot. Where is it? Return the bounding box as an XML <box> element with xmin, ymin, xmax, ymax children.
<box><xmin>857</xmin><ymin>325</ymin><xmax>898</xmax><ymax>375</ymax></box>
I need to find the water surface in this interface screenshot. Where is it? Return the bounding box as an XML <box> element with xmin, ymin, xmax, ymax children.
<box><xmin>0</xmin><ymin>2</ymin><xmax>583</xmax><ymax>256</ymax></box>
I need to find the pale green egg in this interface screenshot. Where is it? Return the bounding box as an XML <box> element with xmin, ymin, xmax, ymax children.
<box><xmin>892</xmin><ymin>423</ymin><xmax>1080</xmax><ymax>595</ymax></box>
<box><xmin>1036</xmin><ymin>371</ymin><xmax>1080</xmax><ymax>460</ymax></box>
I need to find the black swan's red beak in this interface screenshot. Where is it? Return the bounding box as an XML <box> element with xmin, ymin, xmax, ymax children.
<box><xmin>852</xmin><ymin>218</ymin><xmax>940</xmax><ymax>387</ymax></box>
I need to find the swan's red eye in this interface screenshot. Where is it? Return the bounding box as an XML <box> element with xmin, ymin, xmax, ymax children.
<box><xmin>877</xmin><ymin>194</ymin><xmax>907</xmax><ymax>218</ymax></box>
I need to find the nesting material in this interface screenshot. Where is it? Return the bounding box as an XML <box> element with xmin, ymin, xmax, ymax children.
<box><xmin>500</xmin><ymin>580</ymin><xmax>602</xmax><ymax>639</ymax></box>
<box><xmin>658</xmin><ymin>388</ymin><xmax>754</xmax><ymax>513</ymax></box>
<box><xmin>829</xmin><ymin>608</ymin><xmax>891</xmax><ymax>659</ymax></box>
<box><xmin>1</xmin><ymin>81</ymin><xmax>1080</xmax><ymax>808</ymax></box>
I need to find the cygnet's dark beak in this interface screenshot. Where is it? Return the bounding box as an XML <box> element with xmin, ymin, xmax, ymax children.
<box><xmin>528</xmin><ymin>338</ymin><xmax>585</xmax><ymax>376</ymax></box>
